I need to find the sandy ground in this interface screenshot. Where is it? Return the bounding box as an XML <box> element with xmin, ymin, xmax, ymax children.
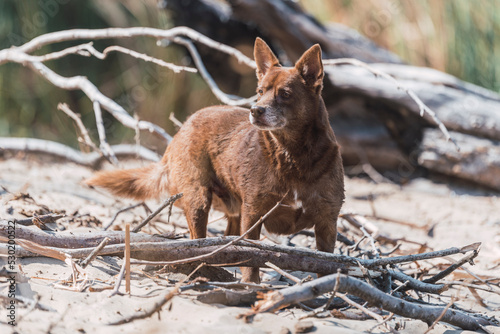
<box><xmin>1</xmin><ymin>153</ymin><xmax>500</xmax><ymax>333</ymax></box>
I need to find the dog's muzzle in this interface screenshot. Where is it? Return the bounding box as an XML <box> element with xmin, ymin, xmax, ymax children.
<box><xmin>250</xmin><ymin>105</ymin><xmax>266</xmax><ymax>118</ymax></box>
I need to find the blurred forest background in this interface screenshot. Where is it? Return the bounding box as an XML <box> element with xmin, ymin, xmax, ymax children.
<box><xmin>0</xmin><ymin>0</ymin><xmax>499</xmax><ymax>151</ymax></box>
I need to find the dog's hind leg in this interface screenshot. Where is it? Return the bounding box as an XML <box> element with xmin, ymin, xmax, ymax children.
<box><xmin>184</xmin><ymin>189</ymin><xmax>212</xmax><ymax>239</ymax></box>
<box><xmin>224</xmin><ymin>215</ymin><xmax>241</xmax><ymax>236</ymax></box>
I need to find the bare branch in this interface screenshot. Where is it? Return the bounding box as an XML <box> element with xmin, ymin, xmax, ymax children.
<box><xmin>0</xmin><ymin>137</ymin><xmax>160</xmax><ymax>167</ymax></box>
<box><xmin>99</xmin><ymin>45</ymin><xmax>197</xmax><ymax>74</ymax></box>
<box><xmin>93</xmin><ymin>101</ymin><xmax>118</xmax><ymax>165</ymax></box>
<box><xmin>27</xmin><ymin>61</ymin><xmax>173</xmax><ymax>143</ymax></box>
<box><xmin>170</xmin><ymin>36</ymin><xmax>257</xmax><ymax>106</ymax></box>
<box><xmin>57</xmin><ymin>103</ymin><xmax>100</xmax><ymax>153</ymax></box>
<box><xmin>324</xmin><ymin>58</ymin><xmax>459</xmax><ymax>150</ymax></box>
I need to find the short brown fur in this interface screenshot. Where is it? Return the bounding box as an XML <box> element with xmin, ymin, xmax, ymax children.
<box><xmin>86</xmin><ymin>38</ymin><xmax>345</xmax><ymax>283</ymax></box>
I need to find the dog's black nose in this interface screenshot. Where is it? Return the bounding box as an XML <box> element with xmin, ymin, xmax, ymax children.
<box><xmin>250</xmin><ymin>105</ymin><xmax>265</xmax><ymax>117</ymax></box>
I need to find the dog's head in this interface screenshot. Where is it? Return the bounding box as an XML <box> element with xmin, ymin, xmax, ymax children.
<box><xmin>250</xmin><ymin>38</ymin><xmax>324</xmax><ymax>131</ymax></box>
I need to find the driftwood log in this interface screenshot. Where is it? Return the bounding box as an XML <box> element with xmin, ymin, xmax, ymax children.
<box><xmin>252</xmin><ymin>273</ymin><xmax>493</xmax><ymax>331</ymax></box>
<box><xmin>0</xmin><ymin>219</ymin><xmax>167</xmax><ymax>248</ymax></box>
<box><xmin>162</xmin><ymin>0</ymin><xmax>500</xmax><ymax>189</ymax></box>
<box><xmin>419</xmin><ymin>129</ymin><xmax>500</xmax><ymax>190</ymax></box>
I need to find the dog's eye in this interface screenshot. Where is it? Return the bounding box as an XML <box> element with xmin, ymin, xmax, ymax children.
<box><xmin>280</xmin><ymin>91</ymin><xmax>291</xmax><ymax>99</ymax></box>
<box><xmin>257</xmin><ymin>89</ymin><xmax>264</xmax><ymax>96</ymax></box>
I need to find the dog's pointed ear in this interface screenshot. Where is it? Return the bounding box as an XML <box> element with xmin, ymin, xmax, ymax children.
<box><xmin>254</xmin><ymin>37</ymin><xmax>280</xmax><ymax>81</ymax></box>
<box><xmin>295</xmin><ymin>44</ymin><xmax>324</xmax><ymax>91</ymax></box>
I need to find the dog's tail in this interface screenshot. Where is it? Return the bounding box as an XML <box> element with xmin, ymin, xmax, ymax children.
<box><xmin>85</xmin><ymin>163</ymin><xmax>168</xmax><ymax>201</ymax></box>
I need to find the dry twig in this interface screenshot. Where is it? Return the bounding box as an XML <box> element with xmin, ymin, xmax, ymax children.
<box><xmin>80</xmin><ymin>237</ymin><xmax>110</xmax><ymax>269</ymax></box>
<box><xmin>132</xmin><ymin>193</ymin><xmax>183</xmax><ymax>233</ymax></box>
<box><xmin>57</xmin><ymin>103</ymin><xmax>100</xmax><ymax>153</ymax></box>
<box><xmin>108</xmin><ymin>263</ymin><xmax>205</xmax><ymax>325</ymax></box>
<box><xmin>125</xmin><ymin>224</ymin><xmax>131</xmax><ymax>294</ymax></box>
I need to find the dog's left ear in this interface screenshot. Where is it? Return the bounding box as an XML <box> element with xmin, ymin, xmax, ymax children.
<box><xmin>295</xmin><ymin>44</ymin><xmax>324</xmax><ymax>92</ymax></box>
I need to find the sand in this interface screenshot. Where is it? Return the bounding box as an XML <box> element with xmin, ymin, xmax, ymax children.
<box><xmin>1</xmin><ymin>153</ymin><xmax>499</xmax><ymax>333</ymax></box>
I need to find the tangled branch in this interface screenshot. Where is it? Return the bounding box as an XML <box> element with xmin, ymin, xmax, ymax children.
<box><xmin>0</xmin><ymin>26</ymin><xmax>457</xmax><ymax>158</ymax></box>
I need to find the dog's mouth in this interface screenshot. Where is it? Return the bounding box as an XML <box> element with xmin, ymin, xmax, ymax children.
<box><xmin>249</xmin><ymin>113</ymin><xmax>286</xmax><ymax>131</ymax></box>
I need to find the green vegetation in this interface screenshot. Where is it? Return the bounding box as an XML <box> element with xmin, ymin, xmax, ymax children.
<box><xmin>0</xmin><ymin>0</ymin><xmax>498</xmax><ymax>147</ymax></box>
<box><xmin>301</xmin><ymin>0</ymin><xmax>500</xmax><ymax>92</ymax></box>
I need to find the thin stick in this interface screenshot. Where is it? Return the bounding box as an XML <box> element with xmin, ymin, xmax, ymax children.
<box><xmin>93</xmin><ymin>101</ymin><xmax>118</xmax><ymax>165</ymax></box>
<box><xmin>132</xmin><ymin>193</ymin><xmax>183</xmax><ymax>233</ymax></box>
<box><xmin>337</xmin><ymin>293</ymin><xmax>384</xmax><ymax>322</ymax></box>
<box><xmin>104</xmin><ymin>203</ymin><xmax>144</xmax><ymax>231</ymax></box>
<box><xmin>169</xmin><ymin>112</ymin><xmax>183</xmax><ymax>128</ymax></box>
<box><xmin>423</xmin><ymin>297</ymin><xmax>455</xmax><ymax>334</ymax></box>
<box><xmin>337</xmin><ymin>293</ymin><xmax>398</xmax><ymax>333</ymax></box>
<box><xmin>125</xmin><ymin>224</ymin><xmax>131</xmax><ymax>294</ymax></box>
<box><xmin>100</xmin><ymin>45</ymin><xmax>197</xmax><ymax>74</ymax></box>
<box><xmin>265</xmin><ymin>261</ymin><xmax>301</xmax><ymax>284</ymax></box>
<box><xmin>423</xmin><ymin>249</ymin><xmax>480</xmax><ymax>284</ymax></box>
<box><xmin>110</xmin><ymin>258</ymin><xmax>127</xmax><ymax>297</ymax></box>
<box><xmin>109</xmin><ymin>263</ymin><xmax>205</xmax><ymax>325</ymax></box>
<box><xmin>80</xmin><ymin>237</ymin><xmax>111</xmax><ymax>269</ymax></box>
<box><xmin>58</xmin><ymin>103</ymin><xmax>100</xmax><ymax>153</ymax></box>
<box><xmin>360</xmin><ymin>226</ymin><xmax>380</xmax><ymax>258</ymax></box>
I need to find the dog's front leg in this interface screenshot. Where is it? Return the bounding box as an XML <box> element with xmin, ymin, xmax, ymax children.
<box><xmin>314</xmin><ymin>209</ymin><xmax>340</xmax><ymax>278</ymax></box>
<box><xmin>314</xmin><ymin>222</ymin><xmax>337</xmax><ymax>253</ymax></box>
<box><xmin>239</xmin><ymin>211</ymin><xmax>263</xmax><ymax>283</ymax></box>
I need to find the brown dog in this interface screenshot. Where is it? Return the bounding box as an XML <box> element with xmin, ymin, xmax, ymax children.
<box><xmin>86</xmin><ymin>38</ymin><xmax>345</xmax><ymax>283</ymax></box>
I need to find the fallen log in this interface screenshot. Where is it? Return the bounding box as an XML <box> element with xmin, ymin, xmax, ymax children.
<box><xmin>0</xmin><ymin>231</ymin><xmax>479</xmax><ymax>281</ymax></box>
<box><xmin>0</xmin><ymin>137</ymin><xmax>160</xmax><ymax>167</ymax></box>
<box><xmin>325</xmin><ymin>64</ymin><xmax>500</xmax><ymax>142</ymax></box>
<box><xmin>252</xmin><ymin>273</ymin><xmax>494</xmax><ymax>331</ymax></box>
<box><xmin>161</xmin><ymin>0</ymin><xmax>402</xmax><ymax>64</ymax></box>
<box><xmin>418</xmin><ymin>129</ymin><xmax>500</xmax><ymax>191</ymax></box>
<box><xmin>0</xmin><ymin>220</ymin><xmax>167</xmax><ymax>248</ymax></box>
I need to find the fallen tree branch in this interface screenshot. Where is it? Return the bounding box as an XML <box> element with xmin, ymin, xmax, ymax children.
<box><xmin>0</xmin><ymin>26</ymin><xmax>457</xmax><ymax>150</ymax></box>
<box><xmin>251</xmin><ymin>273</ymin><xmax>494</xmax><ymax>331</ymax></box>
<box><xmin>0</xmin><ymin>137</ymin><xmax>160</xmax><ymax>167</ymax></box>
<box><xmin>0</xmin><ymin>217</ymin><xmax>479</xmax><ymax>270</ymax></box>
<box><xmin>28</xmin><ymin>61</ymin><xmax>173</xmax><ymax>143</ymax></box>
<box><xmin>0</xmin><ymin>220</ymin><xmax>167</xmax><ymax>248</ymax></box>
<box><xmin>0</xmin><ymin>230</ymin><xmax>479</xmax><ymax>284</ymax></box>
